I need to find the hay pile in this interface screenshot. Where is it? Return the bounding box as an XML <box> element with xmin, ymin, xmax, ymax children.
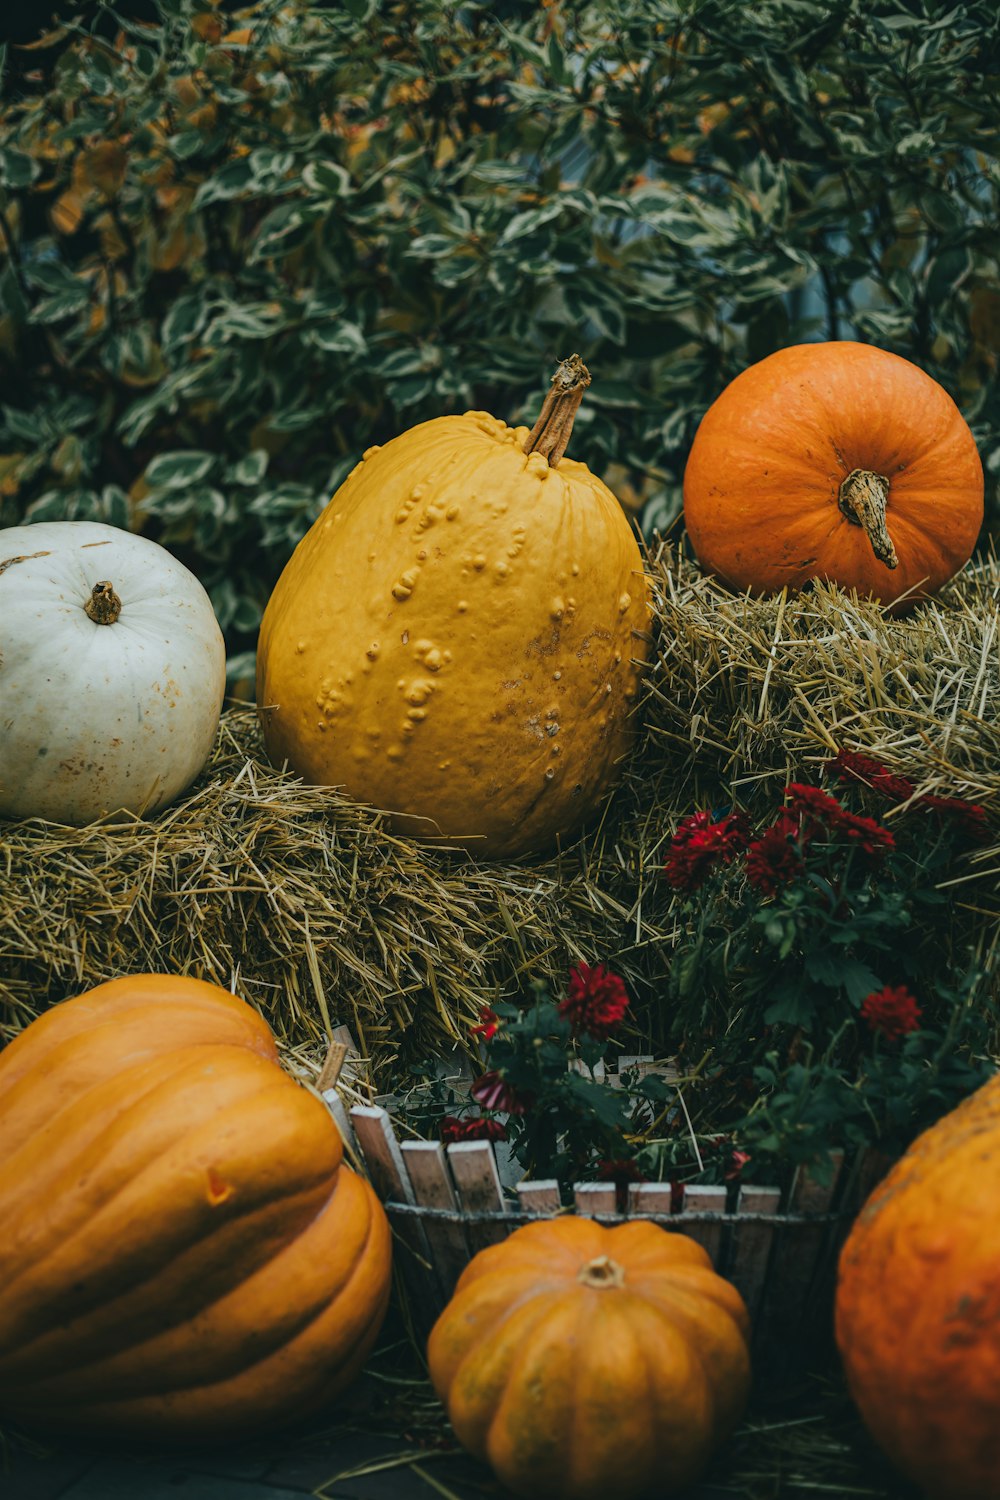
<box><xmin>3</xmin><ymin>541</ymin><xmax>999</xmax><ymax>1081</ymax></box>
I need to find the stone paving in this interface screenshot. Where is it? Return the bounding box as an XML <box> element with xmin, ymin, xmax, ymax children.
<box><xmin>4</xmin><ymin>1428</ymin><xmax>743</xmax><ymax>1500</ymax></box>
<box><xmin>1</xmin><ymin>1328</ymin><xmax>909</xmax><ymax>1500</ymax></box>
<box><xmin>2</xmin><ymin>1414</ymin><xmax>743</xmax><ymax>1500</ymax></box>
<box><xmin>3</xmin><ymin>1360</ymin><xmax>743</xmax><ymax>1500</ymax></box>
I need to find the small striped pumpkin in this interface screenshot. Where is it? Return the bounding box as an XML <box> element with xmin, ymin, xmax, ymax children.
<box><xmin>428</xmin><ymin>1216</ymin><xmax>751</xmax><ymax>1499</ymax></box>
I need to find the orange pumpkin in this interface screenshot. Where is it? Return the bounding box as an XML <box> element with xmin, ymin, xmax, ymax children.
<box><xmin>836</xmin><ymin>1072</ymin><xmax>1000</xmax><ymax>1500</ymax></box>
<box><xmin>683</xmin><ymin>341</ymin><xmax>983</xmax><ymax>610</ymax></box>
<box><xmin>0</xmin><ymin>975</ymin><xmax>392</xmax><ymax>1441</ymax></box>
<box><xmin>427</xmin><ymin>1217</ymin><xmax>751</xmax><ymax>1500</ymax></box>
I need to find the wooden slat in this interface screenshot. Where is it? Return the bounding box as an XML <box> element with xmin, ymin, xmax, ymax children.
<box><xmin>628</xmin><ymin>1181</ymin><xmax>674</xmax><ymax>1218</ymax></box>
<box><xmin>611</xmin><ymin>1057</ymin><xmax>678</xmax><ymax>1089</ymax></box>
<box><xmin>617</xmin><ymin>1054</ymin><xmax>655</xmax><ymax>1076</ymax></box>
<box><xmin>322</xmin><ymin>1088</ymin><xmax>360</xmax><ymax>1162</ymax></box>
<box><xmin>517</xmin><ymin>1179</ymin><xmax>561</xmax><ymax>1215</ymax></box>
<box><xmin>447</xmin><ymin>1141</ymin><xmax>510</xmax><ymax>1251</ymax></box>
<box><xmin>494</xmin><ymin>1138</ymin><xmax>523</xmax><ymax>1192</ymax></box>
<box><xmin>789</xmin><ymin>1151</ymin><xmax>845</xmax><ymax>1215</ymax></box>
<box><xmin>350</xmin><ymin>1105</ymin><xmax>415</xmax><ymax>1205</ymax></box>
<box><xmin>728</xmin><ymin>1184</ymin><xmax>781</xmax><ymax>1322</ymax></box>
<box><xmin>400</xmin><ymin>1141</ymin><xmax>470</xmax><ymax>1301</ymax></box>
<box><xmin>853</xmin><ymin>1145</ymin><xmax>896</xmax><ymax>1209</ymax></box>
<box><xmin>789</xmin><ymin>1149</ymin><xmax>848</xmax><ymax>1311</ymax></box>
<box><xmin>573</xmin><ymin>1182</ymin><xmax>618</xmax><ymax>1218</ymax></box>
<box><xmin>752</xmin><ymin>1152</ymin><xmax>845</xmax><ymax>1382</ymax></box>
<box><xmin>350</xmin><ymin>1105</ymin><xmax>437</xmax><ymax>1335</ymax></box>
<box><xmin>823</xmin><ymin>1146</ymin><xmax>898</xmax><ymax>1307</ymax></box>
<box><xmin>330</xmin><ymin>1023</ymin><xmax>361</xmax><ymax>1087</ymax></box>
<box><xmin>567</xmin><ymin>1058</ymin><xmax>606</xmax><ymax>1082</ymax></box>
<box><xmin>316</xmin><ymin>1041</ymin><xmax>349</xmax><ymax>1093</ymax></box>
<box><xmin>680</xmin><ymin>1183</ymin><xmax>727</xmax><ymax>1266</ymax></box>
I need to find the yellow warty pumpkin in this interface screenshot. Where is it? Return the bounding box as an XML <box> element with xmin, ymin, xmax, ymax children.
<box><xmin>257</xmin><ymin>358</ymin><xmax>650</xmax><ymax>857</ymax></box>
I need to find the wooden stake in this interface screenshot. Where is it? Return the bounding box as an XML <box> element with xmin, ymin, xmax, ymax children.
<box><xmin>316</xmin><ymin>1040</ymin><xmax>349</xmax><ymax>1093</ymax></box>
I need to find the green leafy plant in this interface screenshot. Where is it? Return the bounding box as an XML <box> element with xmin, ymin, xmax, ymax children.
<box><xmin>661</xmin><ymin>751</ymin><xmax>997</xmax><ymax>1176</ymax></box>
<box><xmin>396</xmin><ymin>754</ymin><xmax>997</xmax><ymax>1195</ymax></box>
<box><xmin>397</xmin><ymin>966</ymin><xmax>676</xmax><ymax>1201</ymax></box>
<box><xmin>1</xmin><ymin>0</ymin><xmax>999</xmax><ymax>678</ymax></box>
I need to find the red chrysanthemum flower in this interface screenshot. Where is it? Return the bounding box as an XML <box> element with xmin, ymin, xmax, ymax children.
<box><xmin>829</xmin><ymin>748</ymin><xmax>886</xmax><ymax>782</ymax></box>
<box><xmin>917</xmin><ymin>794</ymin><xmax>990</xmax><ymax>842</ymax></box>
<box><xmin>664</xmin><ymin>809</ymin><xmax>751</xmax><ymax>892</ymax></box>
<box><xmin>470</xmin><ymin>1070</ymin><xmax>531</xmax><ymax>1115</ymax></box>
<box><xmin>828</xmin><ymin>748</ymin><xmax>915</xmax><ymax>803</ymax></box>
<box><xmin>745</xmin><ymin>824</ymin><xmax>807</xmax><ymax>895</ymax></box>
<box><xmin>559</xmin><ymin>963</ymin><xmax>630</xmax><ymax>1039</ymax></box>
<box><xmin>470</xmin><ymin>1006</ymin><xmax>499</xmax><ymax>1041</ymax></box>
<box><xmin>873</xmin><ymin>771</ymin><xmax>917</xmax><ymax>802</ymax></box>
<box><xmin>786</xmin><ymin>782</ymin><xmax>846</xmax><ymax>826</ymax></box>
<box><xmin>860</xmin><ymin>984</ymin><xmax>922</xmax><ymax>1042</ymax></box>
<box><xmin>833</xmin><ymin>806</ymin><xmax>895</xmax><ymax>859</ymax></box>
<box><xmin>784</xmin><ymin>783</ymin><xmax>893</xmax><ymax>859</ymax></box>
<box><xmin>441</xmin><ymin>1115</ymin><xmax>508</xmax><ymax>1144</ymax></box>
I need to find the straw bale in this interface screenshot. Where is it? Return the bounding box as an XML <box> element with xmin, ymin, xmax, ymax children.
<box><xmin>3</xmin><ymin>541</ymin><xmax>999</xmax><ymax>1083</ymax></box>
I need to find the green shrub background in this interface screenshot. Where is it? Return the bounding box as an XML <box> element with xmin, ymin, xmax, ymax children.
<box><xmin>1</xmin><ymin>0</ymin><xmax>998</xmax><ymax>677</ymax></box>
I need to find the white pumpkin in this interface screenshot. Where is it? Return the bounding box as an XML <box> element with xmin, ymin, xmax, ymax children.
<box><xmin>0</xmin><ymin>521</ymin><xmax>226</xmax><ymax>824</ymax></box>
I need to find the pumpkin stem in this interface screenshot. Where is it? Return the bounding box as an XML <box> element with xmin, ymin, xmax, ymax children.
<box><xmin>838</xmin><ymin>470</ymin><xmax>898</xmax><ymax>570</ymax></box>
<box><xmin>577</xmin><ymin>1254</ymin><xmax>626</xmax><ymax>1290</ymax></box>
<box><xmin>523</xmin><ymin>354</ymin><xmax>591</xmax><ymax>468</ymax></box>
<box><xmin>84</xmin><ymin>580</ymin><xmax>122</xmax><ymax>625</ymax></box>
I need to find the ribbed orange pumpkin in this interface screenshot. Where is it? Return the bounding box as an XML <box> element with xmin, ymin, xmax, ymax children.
<box><xmin>257</xmin><ymin>357</ymin><xmax>650</xmax><ymax>858</ymax></box>
<box><xmin>427</xmin><ymin>1217</ymin><xmax>751</xmax><ymax>1500</ymax></box>
<box><xmin>0</xmin><ymin>975</ymin><xmax>392</xmax><ymax>1441</ymax></box>
<box><xmin>836</xmin><ymin>1073</ymin><xmax>1000</xmax><ymax>1500</ymax></box>
<box><xmin>683</xmin><ymin>341</ymin><xmax>983</xmax><ymax>610</ymax></box>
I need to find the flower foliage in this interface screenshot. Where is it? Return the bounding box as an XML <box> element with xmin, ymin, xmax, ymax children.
<box><xmin>461</xmin><ymin>968</ymin><xmax>650</xmax><ymax>1184</ymax></box>
<box><xmin>662</xmin><ymin>755</ymin><xmax>997</xmax><ymax>1175</ymax></box>
<box><xmin>397</xmin><ymin>757</ymin><xmax>995</xmax><ymax>1195</ymax></box>
<box><xmin>397</xmin><ymin>968</ymin><xmax>676</xmax><ymax>1191</ymax></box>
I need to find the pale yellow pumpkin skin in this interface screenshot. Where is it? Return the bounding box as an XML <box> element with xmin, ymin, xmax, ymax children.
<box><xmin>256</xmin><ymin>411</ymin><xmax>649</xmax><ymax>857</ymax></box>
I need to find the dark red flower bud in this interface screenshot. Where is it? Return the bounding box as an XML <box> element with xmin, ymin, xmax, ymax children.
<box><xmin>470</xmin><ymin>1070</ymin><xmax>530</xmax><ymax>1115</ymax></box>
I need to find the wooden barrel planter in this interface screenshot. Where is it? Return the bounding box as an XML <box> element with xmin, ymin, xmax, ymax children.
<box><xmin>318</xmin><ymin>1044</ymin><xmax>888</xmax><ymax>1390</ymax></box>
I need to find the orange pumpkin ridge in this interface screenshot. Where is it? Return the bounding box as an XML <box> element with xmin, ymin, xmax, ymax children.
<box><xmin>836</xmin><ymin>1071</ymin><xmax>1000</xmax><ymax>1500</ymax></box>
<box><xmin>428</xmin><ymin>1216</ymin><xmax>750</xmax><ymax>1500</ymax></box>
<box><xmin>682</xmin><ymin>341</ymin><xmax>984</xmax><ymax>611</ymax></box>
<box><xmin>0</xmin><ymin>975</ymin><xmax>392</xmax><ymax>1442</ymax></box>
